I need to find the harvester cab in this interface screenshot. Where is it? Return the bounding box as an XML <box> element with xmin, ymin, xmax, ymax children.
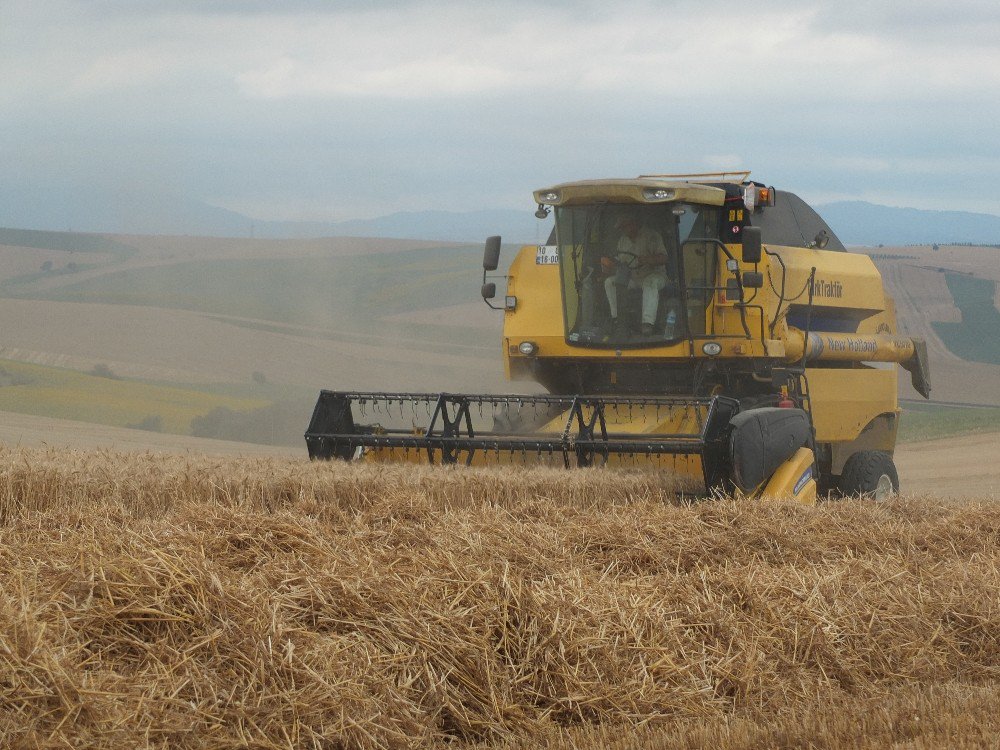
<box><xmin>307</xmin><ymin>172</ymin><xmax>930</xmax><ymax>502</ymax></box>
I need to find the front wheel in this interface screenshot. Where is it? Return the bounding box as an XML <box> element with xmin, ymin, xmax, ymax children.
<box><xmin>838</xmin><ymin>451</ymin><xmax>899</xmax><ymax>499</ymax></box>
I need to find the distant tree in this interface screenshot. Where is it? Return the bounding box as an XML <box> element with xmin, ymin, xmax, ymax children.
<box><xmin>190</xmin><ymin>400</ymin><xmax>312</xmax><ymax>446</ymax></box>
<box><xmin>252</xmin><ymin>371</ymin><xmax>267</xmax><ymax>385</ymax></box>
<box><xmin>90</xmin><ymin>363</ymin><xmax>120</xmax><ymax>380</ymax></box>
<box><xmin>40</xmin><ymin>260</ymin><xmax>53</xmax><ymax>273</ymax></box>
<box><xmin>190</xmin><ymin>407</ymin><xmax>237</xmax><ymax>440</ymax></box>
<box><xmin>0</xmin><ymin>366</ymin><xmax>34</xmax><ymax>387</ymax></box>
<box><xmin>126</xmin><ymin>415</ymin><xmax>163</xmax><ymax>432</ymax></box>
<box><xmin>932</xmin><ymin>244</ymin><xmax>940</xmax><ymax>251</ymax></box>
<box><xmin>66</xmin><ymin>261</ymin><xmax>78</xmax><ymax>272</ymax></box>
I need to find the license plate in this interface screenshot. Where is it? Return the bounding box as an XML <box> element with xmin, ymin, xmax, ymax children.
<box><xmin>535</xmin><ymin>245</ymin><xmax>559</xmax><ymax>265</ymax></box>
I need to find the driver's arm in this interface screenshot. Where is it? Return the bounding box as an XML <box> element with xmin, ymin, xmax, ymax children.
<box><xmin>600</xmin><ymin>235</ymin><xmax>634</xmax><ymax>275</ymax></box>
<box><xmin>638</xmin><ymin>230</ymin><xmax>669</xmax><ymax>267</ymax></box>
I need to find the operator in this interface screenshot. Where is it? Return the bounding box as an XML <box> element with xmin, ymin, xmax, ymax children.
<box><xmin>603</xmin><ymin>212</ymin><xmax>671</xmax><ymax>336</ymax></box>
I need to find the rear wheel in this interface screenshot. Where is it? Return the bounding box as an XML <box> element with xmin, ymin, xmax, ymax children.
<box><xmin>838</xmin><ymin>451</ymin><xmax>898</xmax><ymax>499</ymax></box>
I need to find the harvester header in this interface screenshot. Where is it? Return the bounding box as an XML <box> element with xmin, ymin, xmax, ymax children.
<box><xmin>308</xmin><ymin>171</ymin><xmax>929</xmax><ymax>502</ymax></box>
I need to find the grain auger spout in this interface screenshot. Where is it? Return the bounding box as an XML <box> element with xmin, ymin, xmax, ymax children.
<box><xmin>784</xmin><ymin>330</ymin><xmax>931</xmax><ymax>399</ymax></box>
<box><xmin>309</xmin><ymin>172</ymin><xmax>930</xmax><ymax>503</ymax></box>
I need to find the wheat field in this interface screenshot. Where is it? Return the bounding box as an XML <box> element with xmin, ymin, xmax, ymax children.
<box><xmin>1</xmin><ymin>449</ymin><xmax>998</xmax><ymax>748</ymax></box>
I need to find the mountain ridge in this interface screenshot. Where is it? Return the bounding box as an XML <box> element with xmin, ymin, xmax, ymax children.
<box><xmin>3</xmin><ymin>183</ymin><xmax>1000</xmax><ymax>246</ymax></box>
<box><xmin>816</xmin><ymin>201</ymin><xmax>1000</xmax><ymax>246</ymax></box>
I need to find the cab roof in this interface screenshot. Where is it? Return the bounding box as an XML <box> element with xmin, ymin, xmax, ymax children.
<box><xmin>533</xmin><ymin>178</ymin><xmax>726</xmax><ymax>207</ymax></box>
<box><xmin>534</xmin><ymin>175</ymin><xmax>846</xmax><ymax>251</ymax></box>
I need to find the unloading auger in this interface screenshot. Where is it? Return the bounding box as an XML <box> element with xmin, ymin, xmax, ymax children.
<box><xmin>306</xmin><ymin>172</ymin><xmax>930</xmax><ymax>503</ymax></box>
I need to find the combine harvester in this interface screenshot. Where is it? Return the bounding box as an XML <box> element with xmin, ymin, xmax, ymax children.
<box><xmin>306</xmin><ymin>172</ymin><xmax>930</xmax><ymax>502</ymax></box>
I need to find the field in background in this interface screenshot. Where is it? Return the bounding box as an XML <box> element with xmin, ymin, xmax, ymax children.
<box><xmin>898</xmin><ymin>400</ymin><xmax>1000</xmax><ymax>443</ymax></box>
<box><xmin>931</xmin><ymin>272</ymin><xmax>1000</xmax><ymax>364</ymax></box>
<box><xmin>0</xmin><ymin>358</ymin><xmax>271</xmax><ymax>433</ymax></box>
<box><xmin>1</xmin><ymin>450</ymin><xmax>997</xmax><ymax>748</ymax></box>
<box><xmin>867</xmin><ymin>243</ymin><xmax>1000</xmax><ymax>404</ymax></box>
<box><xmin>0</xmin><ymin>228</ymin><xmax>998</xmax><ymax>449</ymax></box>
<box><xmin>0</xmin><ymin>229</ymin><xmax>509</xmax><ymax>445</ymax></box>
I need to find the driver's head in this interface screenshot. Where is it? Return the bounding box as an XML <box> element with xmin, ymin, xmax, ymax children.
<box><xmin>615</xmin><ymin>211</ymin><xmax>640</xmax><ymax>239</ymax></box>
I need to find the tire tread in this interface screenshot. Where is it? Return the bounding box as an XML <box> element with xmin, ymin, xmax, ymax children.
<box><xmin>838</xmin><ymin>450</ymin><xmax>899</xmax><ymax>497</ymax></box>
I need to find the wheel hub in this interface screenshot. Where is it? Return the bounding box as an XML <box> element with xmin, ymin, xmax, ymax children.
<box><xmin>873</xmin><ymin>473</ymin><xmax>894</xmax><ymax>500</ymax></box>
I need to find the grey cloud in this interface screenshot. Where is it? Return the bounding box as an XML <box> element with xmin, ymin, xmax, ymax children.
<box><xmin>3</xmin><ymin>0</ymin><xmax>1000</xmax><ymax>225</ymax></box>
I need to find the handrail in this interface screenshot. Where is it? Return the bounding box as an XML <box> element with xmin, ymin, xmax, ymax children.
<box><xmin>637</xmin><ymin>171</ymin><xmax>750</xmax><ymax>183</ymax></box>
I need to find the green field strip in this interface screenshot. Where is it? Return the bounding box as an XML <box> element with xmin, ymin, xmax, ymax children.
<box><xmin>0</xmin><ymin>262</ymin><xmax>118</xmax><ymax>291</ymax></box>
<box><xmin>0</xmin><ymin>228</ymin><xmax>138</xmax><ymax>256</ymax></box>
<box><xmin>0</xmin><ymin>229</ymin><xmax>138</xmax><ymax>290</ymax></box>
<box><xmin>0</xmin><ymin>359</ymin><xmax>268</xmax><ymax>434</ymax></box>
<box><xmin>931</xmin><ymin>272</ymin><xmax>1000</xmax><ymax>365</ymax></box>
<box><xmin>899</xmin><ymin>401</ymin><xmax>1000</xmax><ymax>443</ymax></box>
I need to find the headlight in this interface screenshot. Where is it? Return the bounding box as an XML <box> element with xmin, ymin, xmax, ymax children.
<box><xmin>642</xmin><ymin>188</ymin><xmax>675</xmax><ymax>202</ymax></box>
<box><xmin>537</xmin><ymin>191</ymin><xmax>560</xmax><ymax>204</ymax></box>
<box><xmin>518</xmin><ymin>341</ymin><xmax>538</xmax><ymax>356</ymax></box>
<box><xmin>702</xmin><ymin>342</ymin><xmax>722</xmax><ymax>356</ymax></box>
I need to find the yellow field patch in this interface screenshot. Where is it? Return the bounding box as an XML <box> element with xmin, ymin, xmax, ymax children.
<box><xmin>0</xmin><ymin>359</ymin><xmax>267</xmax><ymax>433</ymax></box>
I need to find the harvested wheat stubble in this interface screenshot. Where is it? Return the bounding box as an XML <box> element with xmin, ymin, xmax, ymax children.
<box><xmin>0</xmin><ymin>448</ymin><xmax>998</xmax><ymax>749</ymax></box>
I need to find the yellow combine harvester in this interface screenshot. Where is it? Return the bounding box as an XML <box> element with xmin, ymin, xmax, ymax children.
<box><xmin>306</xmin><ymin>172</ymin><xmax>930</xmax><ymax>502</ymax></box>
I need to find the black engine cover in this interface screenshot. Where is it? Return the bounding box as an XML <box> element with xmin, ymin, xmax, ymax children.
<box><xmin>728</xmin><ymin>407</ymin><xmax>811</xmax><ymax>493</ymax></box>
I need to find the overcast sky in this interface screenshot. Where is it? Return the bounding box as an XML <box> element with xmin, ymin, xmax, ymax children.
<box><xmin>4</xmin><ymin>0</ymin><xmax>1000</xmax><ymax>222</ymax></box>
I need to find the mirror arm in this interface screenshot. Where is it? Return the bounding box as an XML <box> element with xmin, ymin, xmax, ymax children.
<box><xmin>481</xmin><ymin>274</ymin><xmax>503</xmax><ymax>310</ymax></box>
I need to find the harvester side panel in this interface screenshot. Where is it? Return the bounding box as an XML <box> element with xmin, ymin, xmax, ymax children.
<box><xmin>805</xmin><ymin>367</ymin><xmax>899</xmax><ymax>475</ymax></box>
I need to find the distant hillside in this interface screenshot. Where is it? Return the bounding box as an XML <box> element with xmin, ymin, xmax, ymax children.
<box><xmin>0</xmin><ymin>183</ymin><xmax>550</xmax><ymax>244</ymax></box>
<box><xmin>0</xmin><ymin>184</ymin><xmax>257</xmax><ymax>238</ymax></box>
<box><xmin>3</xmin><ymin>181</ymin><xmax>999</xmax><ymax>246</ymax></box>
<box><xmin>817</xmin><ymin>201</ymin><xmax>1000</xmax><ymax>246</ymax></box>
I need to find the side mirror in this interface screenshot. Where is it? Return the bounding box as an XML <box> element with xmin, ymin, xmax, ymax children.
<box><xmin>481</xmin><ymin>282</ymin><xmax>496</xmax><ymax>300</ymax></box>
<box><xmin>741</xmin><ymin>226</ymin><xmax>762</xmax><ymax>264</ymax></box>
<box><xmin>811</xmin><ymin>229</ymin><xmax>830</xmax><ymax>249</ymax></box>
<box><xmin>483</xmin><ymin>235</ymin><xmax>501</xmax><ymax>271</ymax></box>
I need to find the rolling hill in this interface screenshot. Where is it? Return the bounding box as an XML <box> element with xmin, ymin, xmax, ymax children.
<box><xmin>5</xmin><ymin>182</ymin><xmax>1000</xmax><ymax>246</ymax></box>
<box><xmin>0</xmin><ymin>226</ymin><xmax>997</xmax><ymax>450</ymax></box>
<box><xmin>0</xmin><ymin>228</ymin><xmax>515</xmax><ymax>445</ymax></box>
<box><xmin>818</xmin><ymin>202</ymin><xmax>1000</xmax><ymax>246</ymax></box>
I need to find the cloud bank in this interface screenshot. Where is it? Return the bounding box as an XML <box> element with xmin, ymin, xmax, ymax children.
<box><xmin>3</xmin><ymin>0</ymin><xmax>999</xmax><ymax>222</ymax></box>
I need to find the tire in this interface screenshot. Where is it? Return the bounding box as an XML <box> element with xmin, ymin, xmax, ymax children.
<box><xmin>838</xmin><ymin>451</ymin><xmax>899</xmax><ymax>499</ymax></box>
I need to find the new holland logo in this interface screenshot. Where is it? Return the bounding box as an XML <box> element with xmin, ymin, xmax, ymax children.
<box><xmin>794</xmin><ymin>467</ymin><xmax>813</xmax><ymax>496</ymax></box>
<box><xmin>811</xmin><ymin>278</ymin><xmax>843</xmax><ymax>298</ymax></box>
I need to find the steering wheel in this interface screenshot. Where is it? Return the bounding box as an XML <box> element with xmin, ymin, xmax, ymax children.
<box><xmin>600</xmin><ymin>251</ymin><xmax>639</xmax><ymax>273</ymax></box>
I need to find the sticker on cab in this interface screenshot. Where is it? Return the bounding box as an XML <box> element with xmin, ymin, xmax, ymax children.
<box><xmin>535</xmin><ymin>245</ymin><xmax>559</xmax><ymax>265</ymax></box>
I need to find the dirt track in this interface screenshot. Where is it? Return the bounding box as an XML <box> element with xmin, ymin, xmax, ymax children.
<box><xmin>1</xmin><ymin>409</ymin><xmax>995</xmax><ymax>498</ymax></box>
<box><xmin>894</xmin><ymin>431</ymin><xmax>1000</xmax><ymax>498</ymax></box>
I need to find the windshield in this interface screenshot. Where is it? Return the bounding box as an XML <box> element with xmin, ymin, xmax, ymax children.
<box><xmin>555</xmin><ymin>202</ymin><xmax>722</xmax><ymax>347</ymax></box>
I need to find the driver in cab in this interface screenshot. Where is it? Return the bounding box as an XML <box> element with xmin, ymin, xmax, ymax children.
<box><xmin>602</xmin><ymin>211</ymin><xmax>670</xmax><ymax>337</ymax></box>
